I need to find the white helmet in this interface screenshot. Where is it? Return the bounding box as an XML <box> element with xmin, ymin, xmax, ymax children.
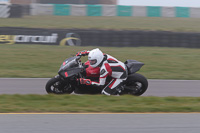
<box><xmin>88</xmin><ymin>48</ymin><xmax>104</xmax><ymax>68</ymax></box>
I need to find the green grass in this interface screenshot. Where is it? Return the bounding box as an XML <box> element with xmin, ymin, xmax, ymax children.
<box><xmin>0</xmin><ymin>95</ymin><xmax>200</xmax><ymax>113</ymax></box>
<box><xmin>0</xmin><ymin>44</ymin><xmax>200</xmax><ymax>79</ymax></box>
<box><xmin>1</xmin><ymin>16</ymin><xmax>200</xmax><ymax>32</ymax></box>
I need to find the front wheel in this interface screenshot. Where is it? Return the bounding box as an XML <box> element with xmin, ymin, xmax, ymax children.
<box><xmin>124</xmin><ymin>73</ymin><xmax>148</xmax><ymax>96</ymax></box>
<box><xmin>45</xmin><ymin>76</ymin><xmax>74</xmax><ymax>94</ymax></box>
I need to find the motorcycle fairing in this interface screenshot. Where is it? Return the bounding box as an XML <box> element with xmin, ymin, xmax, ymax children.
<box><xmin>58</xmin><ymin>56</ymin><xmax>82</xmax><ymax>78</ymax></box>
<box><xmin>59</xmin><ymin>67</ymin><xmax>83</xmax><ymax>78</ymax></box>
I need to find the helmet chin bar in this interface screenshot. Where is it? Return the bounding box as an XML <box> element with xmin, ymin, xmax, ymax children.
<box><xmin>89</xmin><ymin>59</ymin><xmax>97</xmax><ymax>65</ymax></box>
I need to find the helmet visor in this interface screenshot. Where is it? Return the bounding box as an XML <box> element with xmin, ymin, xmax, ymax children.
<box><xmin>89</xmin><ymin>59</ymin><xmax>97</xmax><ymax>65</ymax></box>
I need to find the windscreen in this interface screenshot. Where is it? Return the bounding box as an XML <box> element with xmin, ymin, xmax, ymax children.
<box><xmin>59</xmin><ymin>56</ymin><xmax>79</xmax><ymax>71</ymax></box>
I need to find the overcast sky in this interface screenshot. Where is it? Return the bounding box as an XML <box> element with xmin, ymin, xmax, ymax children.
<box><xmin>118</xmin><ymin>0</ymin><xmax>200</xmax><ymax>7</ymax></box>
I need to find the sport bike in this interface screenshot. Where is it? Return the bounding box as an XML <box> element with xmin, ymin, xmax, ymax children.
<box><xmin>45</xmin><ymin>56</ymin><xmax>148</xmax><ymax>96</ymax></box>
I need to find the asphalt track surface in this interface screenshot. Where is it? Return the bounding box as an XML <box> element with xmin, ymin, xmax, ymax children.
<box><xmin>1</xmin><ymin>79</ymin><xmax>200</xmax><ymax>133</ymax></box>
<box><xmin>0</xmin><ymin>78</ymin><xmax>200</xmax><ymax>96</ymax></box>
<box><xmin>0</xmin><ymin>113</ymin><xmax>200</xmax><ymax>133</ymax></box>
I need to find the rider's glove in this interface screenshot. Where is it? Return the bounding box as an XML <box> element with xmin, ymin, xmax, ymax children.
<box><xmin>76</xmin><ymin>50</ymin><xmax>89</xmax><ymax>56</ymax></box>
<box><xmin>78</xmin><ymin>78</ymin><xmax>92</xmax><ymax>85</ymax></box>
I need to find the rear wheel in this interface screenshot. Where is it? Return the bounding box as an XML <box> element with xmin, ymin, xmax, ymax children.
<box><xmin>45</xmin><ymin>76</ymin><xmax>74</xmax><ymax>94</ymax></box>
<box><xmin>124</xmin><ymin>73</ymin><xmax>148</xmax><ymax>96</ymax></box>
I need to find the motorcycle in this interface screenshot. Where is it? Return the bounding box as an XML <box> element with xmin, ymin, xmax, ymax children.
<box><xmin>45</xmin><ymin>55</ymin><xmax>148</xmax><ymax>96</ymax></box>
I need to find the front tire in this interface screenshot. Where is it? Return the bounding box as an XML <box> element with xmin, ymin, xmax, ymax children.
<box><xmin>45</xmin><ymin>76</ymin><xmax>74</xmax><ymax>94</ymax></box>
<box><xmin>124</xmin><ymin>73</ymin><xmax>148</xmax><ymax>96</ymax></box>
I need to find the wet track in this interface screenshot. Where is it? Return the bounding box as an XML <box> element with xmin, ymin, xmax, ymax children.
<box><xmin>0</xmin><ymin>78</ymin><xmax>199</xmax><ymax>96</ymax></box>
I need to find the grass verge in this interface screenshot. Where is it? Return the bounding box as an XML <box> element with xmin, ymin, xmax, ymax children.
<box><xmin>0</xmin><ymin>95</ymin><xmax>200</xmax><ymax>113</ymax></box>
<box><xmin>1</xmin><ymin>16</ymin><xmax>200</xmax><ymax>32</ymax></box>
<box><xmin>0</xmin><ymin>44</ymin><xmax>200</xmax><ymax>79</ymax></box>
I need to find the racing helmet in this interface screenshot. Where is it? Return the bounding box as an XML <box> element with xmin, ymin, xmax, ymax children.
<box><xmin>88</xmin><ymin>48</ymin><xmax>104</xmax><ymax>68</ymax></box>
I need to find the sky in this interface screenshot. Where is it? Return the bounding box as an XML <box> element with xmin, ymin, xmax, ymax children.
<box><xmin>118</xmin><ymin>0</ymin><xmax>200</xmax><ymax>7</ymax></box>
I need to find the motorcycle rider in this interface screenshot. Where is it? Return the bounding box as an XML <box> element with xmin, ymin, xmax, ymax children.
<box><xmin>76</xmin><ymin>48</ymin><xmax>128</xmax><ymax>95</ymax></box>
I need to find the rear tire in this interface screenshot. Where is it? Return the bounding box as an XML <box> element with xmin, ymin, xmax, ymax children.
<box><xmin>125</xmin><ymin>73</ymin><xmax>148</xmax><ymax>96</ymax></box>
<box><xmin>45</xmin><ymin>76</ymin><xmax>74</xmax><ymax>94</ymax></box>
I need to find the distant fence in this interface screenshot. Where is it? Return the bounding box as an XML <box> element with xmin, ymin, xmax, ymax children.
<box><xmin>1</xmin><ymin>4</ymin><xmax>200</xmax><ymax>18</ymax></box>
<box><xmin>30</xmin><ymin>4</ymin><xmax>200</xmax><ymax>18</ymax></box>
<box><xmin>0</xmin><ymin>27</ymin><xmax>200</xmax><ymax>48</ymax></box>
<box><xmin>0</xmin><ymin>4</ymin><xmax>10</xmax><ymax>18</ymax></box>
<box><xmin>0</xmin><ymin>4</ymin><xmax>23</xmax><ymax>18</ymax></box>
